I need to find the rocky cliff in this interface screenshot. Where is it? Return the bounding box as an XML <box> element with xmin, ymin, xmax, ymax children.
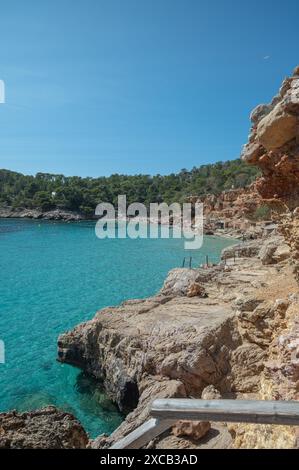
<box><xmin>228</xmin><ymin>65</ymin><xmax>299</xmax><ymax>448</ymax></box>
<box><xmin>198</xmin><ymin>187</ymin><xmax>261</xmax><ymax>220</ymax></box>
<box><xmin>189</xmin><ymin>187</ymin><xmax>265</xmax><ymax>238</ymax></box>
<box><xmin>241</xmin><ymin>65</ymin><xmax>299</xmax><ymax>207</ymax></box>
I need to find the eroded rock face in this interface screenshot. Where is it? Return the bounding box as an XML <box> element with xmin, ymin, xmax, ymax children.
<box><xmin>159</xmin><ymin>268</ymin><xmax>214</xmax><ymax>297</ymax></box>
<box><xmin>221</xmin><ymin>239</ymin><xmax>260</xmax><ymax>260</ymax></box>
<box><xmin>221</xmin><ymin>236</ymin><xmax>288</xmax><ymax>266</ymax></box>
<box><xmin>58</xmin><ymin>291</ymin><xmax>241</xmax><ymax>412</ymax></box>
<box><xmin>257</xmin><ymin>106</ymin><xmax>297</xmax><ymax>151</ymax></box>
<box><xmin>241</xmin><ymin>65</ymin><xmax>299</xmax><ymax>207</ymax></box>
<box><xmin>280</xmin><ymin>211</ymin><xmax>299</xmax><ymax>281</ymax></box>
<box><xmin>231</xmin><ymin>65</ymin><xmax>299</xmax><ymax>449</ymax></box>
<box><xmin>258</xmin><ymin>236</ymin><xmax>290</xmax><ymax>265</ymax></box>
<box><xmin>243</xmin><ymin>68</ymin><xmax>299</xmax><ymax>282</ymax></box>
<box><xmin>0</xmin><ymin>407</ymin><xmax>89</xmax><ymax>449</ymax></box>
<box><xmin>90</xmin><ymin>376</ymin><xmax>187</xmax><ymax>449</ymax></box>
<box><xmin>229</xmin><ymin>295</ymin><xmax>299</xmax><ymax>449</ymax></box>
<box><xmin>198</xmin><ymin>187</ymin><xmax>262</xmax><ymax>220</ymax></box>
<box><xmin>189</xmin><ymin>187</ymin><xmax>264</xmax><ymax>238</ymax></box>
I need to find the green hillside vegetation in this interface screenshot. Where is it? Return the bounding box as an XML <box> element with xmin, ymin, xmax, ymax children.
<box><xmin>0</xmin><ymin>159</ymin><xmax>260</xmax><ymax>216</ymax></box>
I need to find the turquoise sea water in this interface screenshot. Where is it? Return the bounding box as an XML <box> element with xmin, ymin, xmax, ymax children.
<box><xmin>0</xmin><ymin>219</ymin><xmax>235</xmax><ymax>438</ymax></box>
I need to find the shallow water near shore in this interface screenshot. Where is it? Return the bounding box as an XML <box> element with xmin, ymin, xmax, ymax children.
<box><xmin>0</xmin><ymin>219</ymin><xmax>236</xmax><ymax>437</ymax></box>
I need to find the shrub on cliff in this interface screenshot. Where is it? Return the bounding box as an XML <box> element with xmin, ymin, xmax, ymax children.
<box><xmin>252</xmin><ymin>204</ymin><xmax>271</xmax><ymax>221</ymax></box>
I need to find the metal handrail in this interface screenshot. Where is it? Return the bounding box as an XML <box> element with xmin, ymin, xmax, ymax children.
<box><xmin>111</xmin><ymin>398</ymin><xmax>299</xmax><ymax>449</ymax></box>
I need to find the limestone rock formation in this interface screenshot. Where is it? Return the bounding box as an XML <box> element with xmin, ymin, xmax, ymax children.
<box><xmin>58</xmin><ymin>291</ymin><xmax>240</xmax><ymax>412</ymax></box>
<box><xmin>232</xmin><ymin>65</ymin><xmax>299</xmax><ymax>448</ymax></box>
<box><xmin>280</xmin><ymin>211</ymin><xmax>299</xmax><ymax>280</ymax></box>
<box><xmin>189</xmin><ymin>187</ymin><xmax>264</xmax><ymax>239</ymax></box>
<box><xmin>241</xmin><ymin>65</ymin><xmax>299</xmax><ymax>206</ymax></box>
<box><xmin>0</xmin><ymin>407</ymin><xmax>89</xmax><ymax>449</ymax></box>
<box><xmin>221</xmin><ymin>239</ymin><xmax>260</xmax><ymax>260</ymax></box>
<box><xmin>241</xmin><ymin>65</ymin><xmax>299</xmax><ymax>279</ymax></box>
<box><xmin>157</xmin><ymin>268</ymin><xmax>209</xmax><ymax>298</ymax></box>
<box><xmin>90</xmin><ymin>376</ymin><xmax>187</xmax><ymax>449</ymax></box>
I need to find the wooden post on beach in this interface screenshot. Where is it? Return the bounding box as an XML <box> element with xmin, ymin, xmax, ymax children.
<box><xmin>206</xmin><ymin>255</ymin><xmax>209</xmax><ymax>267</ymax></box>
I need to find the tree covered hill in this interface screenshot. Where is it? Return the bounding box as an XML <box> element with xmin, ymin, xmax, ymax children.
<box><xmin>0</xmin><ymin>159</ymin><xmax>259</xmax><ymax>216</ymax></box>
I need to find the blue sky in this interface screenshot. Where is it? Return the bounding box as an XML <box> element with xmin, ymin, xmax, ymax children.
<box><xmin>0</xmin><ymin>0</ymin><xmax>298</xmax><ymax>177</ymax></box>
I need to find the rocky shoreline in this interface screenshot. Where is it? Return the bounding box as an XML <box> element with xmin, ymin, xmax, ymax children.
<box><xmin>1</xmin><ymin>232</ymin><xmax>295</xmax><ymax>449</ymax></box>
<box><xmin>0</xmin><ymin>407</ymin><xmax>89</xmax><ymax>449</ymax></box>
<box><xmin>1</xmin><ymin>66</ymin><xmax>299</xmax><ymax>449</ymax></box>
<box><xmin>57</xmin><ymin>233</ymin><xmax>297</xmax><ymax>449</ymax></box>
<box><xmin>0</xmin><ymin>207</ymin><xmax>88</xmax><ymax>221</ymax></box>
<box><xmin>0</xmin><ymin>204</ymin><xmax>274</xmax><ymax>242</ymax></box>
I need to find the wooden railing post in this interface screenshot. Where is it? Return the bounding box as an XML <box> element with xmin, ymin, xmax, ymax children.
<box><xmin>110</xmin><ymin>418</ymin><xmax>175</xmax><ymax>450</ymax></box>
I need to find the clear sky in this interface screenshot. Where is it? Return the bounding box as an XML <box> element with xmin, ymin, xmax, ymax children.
<box><xmin>0</xmin><ymin>0</ymin><xmax>298</xmax><ymax>177</ymax></box>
